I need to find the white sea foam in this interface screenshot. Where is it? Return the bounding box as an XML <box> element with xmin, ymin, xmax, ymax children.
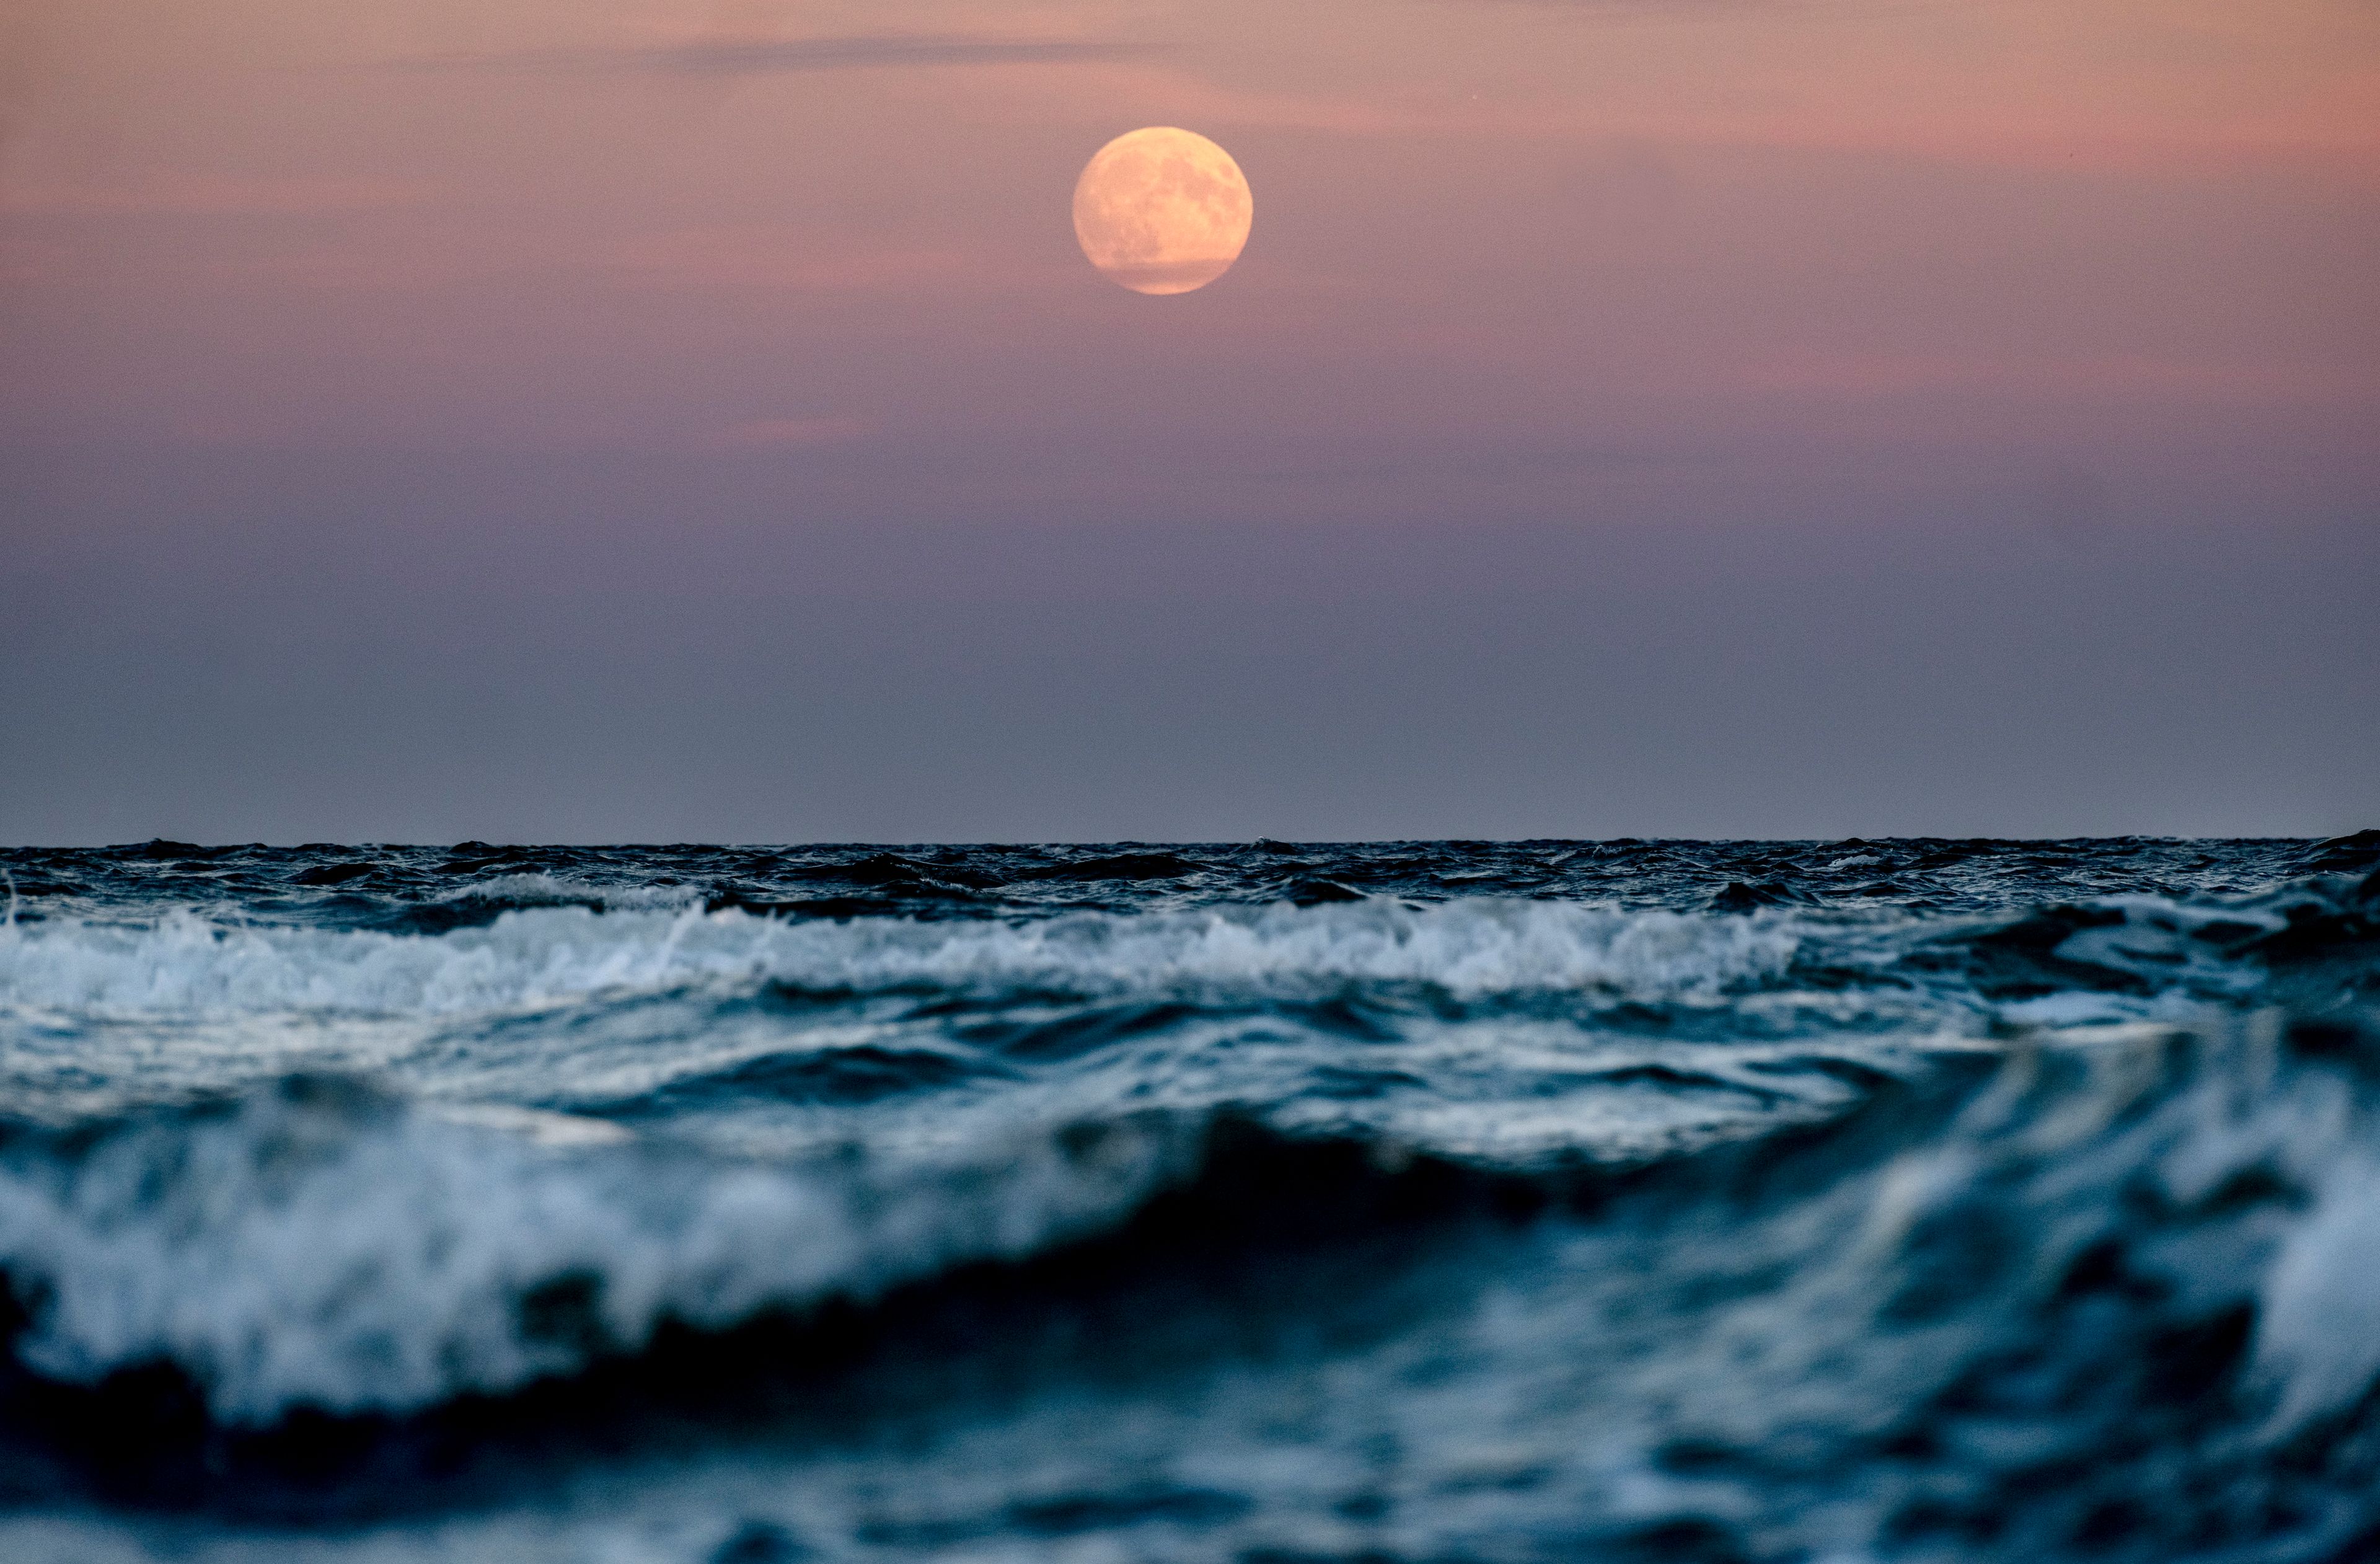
<box><xmin>433</xmin><ymin>873</ymin><xmax>705</xmax><ymax>912</ymax></box>
<box><xmin>2254</xmin><ymin>1154</ymin><xmax>2380</xmax><ymax>1434</ymax></box>
<box><xmin>0</xmin><ymin>1082</ymin><xmax>1193</xmax><ymax>1423</ymax></box>
<box><xmin>0</xmin><ymin>899</ymin><xmax>1802</xmax><ymax>1020</ymax></box>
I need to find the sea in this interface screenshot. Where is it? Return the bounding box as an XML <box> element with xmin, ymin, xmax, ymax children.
<box><xmin>0</xmin><ymin>836</ymin><xmax>2376</xmax><ymax>1563</ymax></box>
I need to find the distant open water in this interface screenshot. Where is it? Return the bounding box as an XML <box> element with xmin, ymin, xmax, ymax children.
<box><xmin>1</xmin><ymin>836</ymin><xmax>2377</xmax><ymax>1563</ymax></box>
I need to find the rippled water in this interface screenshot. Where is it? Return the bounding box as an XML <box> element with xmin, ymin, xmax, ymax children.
<box><xmin>1</xmin><ymin>835</ymin><xmax>2376</xmax><ymax>1562</ymax></box>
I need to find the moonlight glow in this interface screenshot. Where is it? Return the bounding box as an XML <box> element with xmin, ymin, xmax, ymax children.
<box><xmin>1072</xmin><ymin>127</ymin><xmax>1254</xmax><ymax>296</ymax></box>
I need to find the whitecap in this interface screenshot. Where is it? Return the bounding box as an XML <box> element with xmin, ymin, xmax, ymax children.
<box><xmin>0</xmin><ymin>899</ymin><xmax>1803</xmax><ymax>1022</ymax></box>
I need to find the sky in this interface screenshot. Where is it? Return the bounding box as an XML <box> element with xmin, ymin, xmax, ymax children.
<box><xmin>1</xmin><ymin>0</ymin><xmax>2376</xmax><ymax>844</ymax></box>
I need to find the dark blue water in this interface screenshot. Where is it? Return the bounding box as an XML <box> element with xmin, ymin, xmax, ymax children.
<box><xmin>1</xmin><ymin>836</ymin><xmax>2376</xmax><ymax>1563</ymax></box>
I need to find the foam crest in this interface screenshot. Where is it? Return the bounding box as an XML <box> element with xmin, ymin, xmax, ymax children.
<box><xmin>433</xmin><ymin>873</ymin><xmax>706</xmax><ymax>912</ymax></box>
<box><xmin>2255</xmin><ymin>1153</ymin><xmax>2380</xmax><ymax>1434</ymax></box>
<box><xmin>0</xmin><ymin>1079</ymin><xmax>1193</xmax><ymax>1423</ymax></box>
<box><xmin>0</xmin><ymin>899</ymin><xmax>1802</xmax><ymax>1020</ymax></box>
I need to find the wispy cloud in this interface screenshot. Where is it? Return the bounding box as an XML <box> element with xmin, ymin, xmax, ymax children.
<box><xmin>694</xmin><ymin>417</ymin><xmax>871</xmax><ymax>452</ymax></box>
<box><xmin>386</xmin><ymin>34</ymin><xmax>1153</xmax><ymax>76</ymax></box>
<box><xmin>0</xmin><ymin>174</ymin><xmax>436</xmax><ymax>216</ymax></box>
<box><xmin>1732</xmin><ymin>353</ymin><xmax>2379</xmax><ymax>404</ymax></box>
<box><xmin>600</xmin><ymin>229</ymin><xmax>979</xmax><ymax>294</ymax></box>
<box><xmin>1440</xmin><ymin>0</ymin><xmax>1781</xmax><ymax>10</ymax></box>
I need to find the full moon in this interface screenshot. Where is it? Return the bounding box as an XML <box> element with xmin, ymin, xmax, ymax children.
<box><xmin>1072</xmin><ymin>128</ymin><xmax>1253</xmax><ymax>296</ymax></box>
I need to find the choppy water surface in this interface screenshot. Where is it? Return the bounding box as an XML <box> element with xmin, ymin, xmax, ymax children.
<box><xmin>1</xmin><ymin>836</ymin><xmax>2376</xmax><ymax>1562</ymax></box>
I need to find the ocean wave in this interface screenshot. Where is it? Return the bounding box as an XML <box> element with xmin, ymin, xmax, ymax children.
<box><xmin>0</xmin><ymin>898</ymin><xmax>1805</xmax><ymax>1020</ymax></box>
<box><xmin>8</xmin><ymin>841</ymin><xmax>2378</xmax><ymax>1558</ymax></box>
<box><xmin>432</xmin><ymin>875</ymin><xmax>705</xmax><ymax>912</ymax></box>
<box><xmin>0</xmin><ymin>1077</ymin><xmax>1197</xmax><ymax>1424</ymax></box>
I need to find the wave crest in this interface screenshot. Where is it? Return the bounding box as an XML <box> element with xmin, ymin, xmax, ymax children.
<box><xmin>0</xmin><ymin>1078</ymin><xmax>1195</xmax><ymax>1423</ymax></box>
<box><xmin>0</xmin><ymin>898</ymin><xmax>1802</xmax><ymax>1020</ymax></box>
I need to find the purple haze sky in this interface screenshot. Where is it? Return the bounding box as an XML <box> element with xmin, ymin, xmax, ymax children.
<box><xmin>2</xmin><ymin>0</ymin><xmax>2376</xmax><ymax>843</ymax></box>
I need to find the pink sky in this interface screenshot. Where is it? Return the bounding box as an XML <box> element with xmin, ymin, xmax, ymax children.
<box><xmin>1</xmin><ymin>1</ymin><xmax>2374</xmax><ymax>841</ymax></box>
<box><xmin>4</xmin><ymin>0</ymin><xmax>2374</xmax><ymax>469</ymax></box>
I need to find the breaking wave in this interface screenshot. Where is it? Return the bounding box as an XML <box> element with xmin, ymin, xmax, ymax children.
<box><xmin>0</xmin><ymin>897</ymin><xmax>1805</xmax><ymax>1020</ymax></box>
<box><xmin>0</xmin><ymin>1078</ymin><xmax>1197</xmax><ymax>1424</ymax></box>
